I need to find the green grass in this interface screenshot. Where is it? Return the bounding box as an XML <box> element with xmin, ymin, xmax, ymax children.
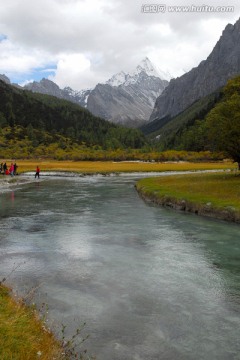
<box><xmin>136</xmin><ymin>172</ymin><xmax>240</xmax><ymax>221</ymax></box>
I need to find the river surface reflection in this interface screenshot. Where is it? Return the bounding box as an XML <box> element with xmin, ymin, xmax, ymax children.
<box><xmin>0</xmin><ymin>174</ymin><xmax>239</xmax><ymax>360</ymax></box>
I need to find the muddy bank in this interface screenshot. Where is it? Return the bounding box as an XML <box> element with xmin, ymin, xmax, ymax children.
<box><xmin>135</xmin><ymin>184</ymin><xmax>240</xmax><ymax>224</ymax></box>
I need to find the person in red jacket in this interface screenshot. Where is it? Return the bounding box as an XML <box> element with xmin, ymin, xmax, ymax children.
<box><xmin>35</xmin><ymin>166</ymin><xmax>40</xmax><ymax>179</ymax></box>
<box><xmin>9</xmin><ymin>163</ymin><xmax>14</xmax><ymax>177</ymax></box>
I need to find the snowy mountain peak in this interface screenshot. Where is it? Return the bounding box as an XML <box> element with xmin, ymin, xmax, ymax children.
<box><xmin>106</xmin><ymin>58</ymin><xmax>172</xmax><ymax>87</ymax></box>
<box><xmin>134</xmin><ymin>57</ymin><xmax>160</xmax><ymax>78</ymax></box>
<box><xmin>106</xmin><ymin>71</ymin><xmax>127</xmax><ymax>87</ymax></box>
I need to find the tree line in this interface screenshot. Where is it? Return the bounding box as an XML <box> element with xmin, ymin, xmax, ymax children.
<box><xmin>0</xmin><ymin>80</ymin><xmax>146</xmax><ymax>151</ymax></box>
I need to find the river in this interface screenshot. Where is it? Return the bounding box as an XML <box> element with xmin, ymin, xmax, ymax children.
<box><xmin>0</xmin><ymin>174</ymin><xmax>239</xmax><ymax>360</ymax></box>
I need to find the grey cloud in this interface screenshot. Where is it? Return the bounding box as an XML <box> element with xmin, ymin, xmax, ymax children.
<box><xmin>0</xmin><ymin>0</ymin><xmax>239</xmax><ymax>88</ymax></box>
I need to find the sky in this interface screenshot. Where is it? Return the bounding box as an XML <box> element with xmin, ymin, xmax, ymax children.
<box><xmin>0</xmin><ymin>0</ymin><xmax>239</xmax><ymax>91</ymax></box>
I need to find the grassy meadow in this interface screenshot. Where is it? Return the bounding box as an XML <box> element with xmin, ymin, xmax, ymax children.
<box><xmin>136</xmin><ymin>172</ymin><xmax>240</xmax><ymax>222</ymax></box>
<box><xmin>4</xmin><ymin>159</ymin><xmax>237</xmax><ymax>174</ymax></box>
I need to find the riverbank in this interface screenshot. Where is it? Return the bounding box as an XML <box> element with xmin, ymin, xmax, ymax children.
<box><xmin>136</xmin><ymin>172</ymin><xmax>240</xmax><ymax>223</ymax></box>
<box><xmin>1</xmin><ymin>160</ymin><xmax>235</xmax><ymax>191</ymax></box>
<box><xmin>0</xmin><ymin>175</ymin><xmax>32</xmax><ymax>193</ymax></box>
<box><xmin>1</xmin><ymin>159</ymin><xmax>237</xmax><ymax>175</ymax></box>
<box><xmin>0</xmin><ymin>160</ymin><xmax>236</xmax><ymax>194</ymax></box>
<box><xmin>0</xmin><ymin>161</ymin><xmax>238</xmax><ymax>358</ymax></box>
<box><xmin>1</xmin><ymin>168</ymin><xmax>239</xmax><ymax>358</ymax></box>
<box><xmin>0</xmin><ymin>283</ymin><xmax>64</xmax><ymax>360</ymax></box>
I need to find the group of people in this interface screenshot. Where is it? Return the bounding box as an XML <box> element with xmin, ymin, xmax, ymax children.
<box><xmin>0</xmin><ymin>162</ymin><xmax>40</xmax><ymax>179</ymax></box>
<box><xmin>0</xmin><ymin>162</ymin><xmax>18</xmax><ymax>176</ymax></box>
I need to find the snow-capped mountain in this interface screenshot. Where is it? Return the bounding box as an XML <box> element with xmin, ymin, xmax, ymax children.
<box><xmin>106</xmin><ymin>71</ymin><xmax>128</xmax><ymax>87</ymax></box>
<box><xmin>134</xmin><ymin>57</ymin><xmax>172</xmax><ymax>81</ymax></box>
<box><xmin>62</xmin><ymin>86</ymin><xmax>91</xmax><ymax>108</ymax></box>
<box><xmin>17</xmin><ymin>57</ymin><xmax>170</xmax><ymax>127</ymax></box>
<box><xmin>87</xmin><ymin>58</ymin><xmax>170</xmax><ymax>126</ymax></box>
<box><xmin>136</xmin><ymin>57</ymin><xmax>160</xmax><ymax>77</ymax></box>
<box><xmin>106</xmin><ymin>57</ymin><xmax>171</xmax><ymax>87</ymax></box>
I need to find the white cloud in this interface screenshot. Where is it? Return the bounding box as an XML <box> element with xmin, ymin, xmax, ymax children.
<box><xmin>0</xmin><ymin>38</ymin><xmax>56</xmax><ymax>77</ymax></box>
<box><xmin>0</xmin><ymin>0</ymin><xmax>239</xmax><ymax>89</ymax></box>
<box><xmin>49</xmin><ymin>53</ymin><xmax>104</xmax><ymax>89</ymax></box>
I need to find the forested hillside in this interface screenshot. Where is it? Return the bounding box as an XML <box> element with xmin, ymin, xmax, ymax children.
<box><xmin>143</xmin><ymin>89</ymin><xmax>223</xmax><ymax>151</ymax></box>
<box><xmin>0</xmin><ymin>80</ymin><xmax>146</xmax><ymax>158</ymax></box>
<box><xmin>144</xmin><ymin>74</ymin><xmax>240</xmax><ymax>169</ymax></box>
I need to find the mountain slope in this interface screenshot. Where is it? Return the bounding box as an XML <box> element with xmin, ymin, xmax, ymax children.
<box><xmin>142</xmin><ymin>88</ymin><xmax>223</xmax><ymax>150</ymax></box>
<box><xmin>88</xmin><ymin>68</ymin><xmax>168</xmax><ymax>127</ymax></box>
<box><xmin>23</xmin><ymin>58</ymin><xmax>169</xmax><ymax>127</ymax></box>
<box><xmin>24</xmin><ymin>78</ymin><xmax>91</xmax><ymax>108</ymax></box>
<box><xmin>149</xmin><ymin>18</ymin><xmax>240</xmax><ymax>126</ymax></box>
<box><xmin>0</xmin><ymin>80</ymin><xmax>146</xmax><ymax>149</ymax></box>
<box><xmin>87</xmin><ymin>58</ymin><xmax>169</xmax><ymax>127</ymax></box>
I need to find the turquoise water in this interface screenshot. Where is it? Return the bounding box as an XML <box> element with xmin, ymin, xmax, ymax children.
<box><xmin>0</xmin><ymin>175</ymin><xmax>239</xmax><ymax>359</ymax></box>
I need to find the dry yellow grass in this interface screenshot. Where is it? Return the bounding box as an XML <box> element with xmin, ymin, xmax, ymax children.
<box><xmin>0</xmin><ymin>284</ymin><xmax>64</xmax><ymax>360</ymax></box>
<box><xmin>3</xmin><ymin>159</ymin><xmax>236</xmax><ymax>174</ymax></box>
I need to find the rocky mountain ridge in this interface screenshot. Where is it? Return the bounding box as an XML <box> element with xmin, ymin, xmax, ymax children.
<box><xmin>149</xmin><ymin>18</ymin><xmax>240</xmax><ymax>125</ymax></box>
<box><xmin>88</xmin><ymin>58</ymin><xmax>169</xmax><ymax>127</ymax></box>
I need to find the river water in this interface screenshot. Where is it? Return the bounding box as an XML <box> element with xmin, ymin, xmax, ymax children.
<box><xmin>0</xmin><ymin>174</ymin><xmax>239</xmax><ymax>360</ymax></box>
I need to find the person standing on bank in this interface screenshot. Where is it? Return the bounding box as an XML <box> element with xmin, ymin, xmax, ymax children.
<box><xmin>10</xmin><ymin>163</ymin><xmax>14</xmax><ymax>177</ymax></box>
<box><xmin>35</xmin><ymin>166</ymin><xmax>40</xmax><ymax>179</ymax></box>
<box><xmin>14</xmin><ymin>162</ymin><xmax>18</xmax><ymax>175</ymax></box>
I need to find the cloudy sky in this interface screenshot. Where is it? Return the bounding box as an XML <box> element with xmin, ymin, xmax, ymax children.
<box><xmin>0</xmin><ymin>0</ymin><xmax>239</xmax><ymax>90</ymax></box>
